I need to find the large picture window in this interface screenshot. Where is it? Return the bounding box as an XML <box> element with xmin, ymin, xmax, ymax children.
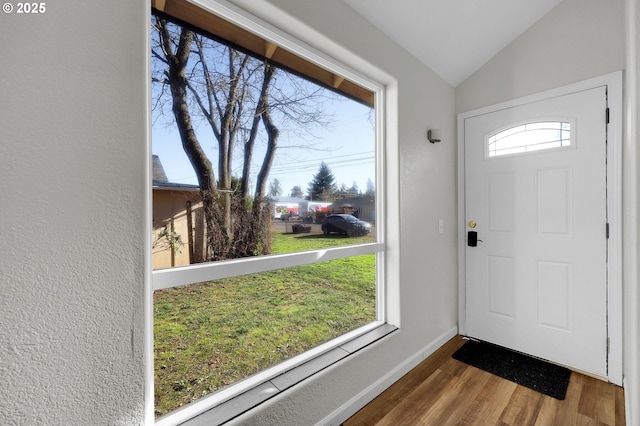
<box><xmin>150</xmin><ymin>0</ymin><xmax>386</xmax><ymax>422</ymax></box>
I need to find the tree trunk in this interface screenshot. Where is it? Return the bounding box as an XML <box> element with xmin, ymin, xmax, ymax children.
<box><xmin>254</xmin><ymin>63</ymin><xmax>279</xmax><ymax>200</ymax></box>
<box><xmin>159</xmin><ymin>22</ymin><xmax>221</xmax><ymax>260</ymax></box>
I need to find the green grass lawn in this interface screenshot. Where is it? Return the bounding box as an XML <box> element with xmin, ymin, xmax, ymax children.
<box><xmin>154</xmin><ymin>231</ymin><xmax>376</xmax><ymax>417</ymax></box>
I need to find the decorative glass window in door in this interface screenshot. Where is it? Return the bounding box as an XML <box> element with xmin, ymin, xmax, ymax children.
<box><xmin>487</xmin><ymin>120</ymin><xmax>573</xmax><ymax>158</ymax></box>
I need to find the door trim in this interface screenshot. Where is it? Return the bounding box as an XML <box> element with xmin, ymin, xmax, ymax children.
<box><xmin>457</xmin><ymin>71</ymin><xmax>623</xmax><ymax>385</ymax></box>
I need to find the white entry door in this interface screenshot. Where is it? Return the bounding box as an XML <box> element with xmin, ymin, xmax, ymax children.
<box><xmin>463</xmin><ymin>86</ymin><xmax>608</xmax><ymax>378</ymax></box>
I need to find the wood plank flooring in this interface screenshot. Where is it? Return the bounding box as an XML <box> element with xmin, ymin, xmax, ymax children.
<box><xmin>343</xmin><ymin>336</ymin><xmax>625</xmax><ymax>426</ymax></box>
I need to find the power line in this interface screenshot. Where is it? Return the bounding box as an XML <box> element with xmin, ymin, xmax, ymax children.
<box><xmin>256</xmin><ymin>151</ymin><xmax>375</xmax><ymax>173</ymax></box>
<box><xmin>267</xmin><ymin>158</ymin><xmax>374</xmax><ymax>175</ymax></box>
<box><xmin>165</xmin><ymin>151</ymin><xmax>375</xmax><ymax>183</ymax></box>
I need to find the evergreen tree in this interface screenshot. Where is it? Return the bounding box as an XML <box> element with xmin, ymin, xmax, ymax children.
<box><xmin>365</xmin><ymin>178</ymin><xmax>375</xmax><ymax>195</ymax></box>
<box><xmin>307</xmin><ymin>162</ymin><xmax>337</xmax><ymax>201</ymax></box>
<box><xmin>290</xmin><ymin>185</ymin><xmax>303</xmax><ymax>198</ymax></box>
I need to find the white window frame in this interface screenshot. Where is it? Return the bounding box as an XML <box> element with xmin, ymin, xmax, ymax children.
<box><xmin>144</xmin><ymin>0</ymin><xmax>399</xmax><ymax>424</ymax></box>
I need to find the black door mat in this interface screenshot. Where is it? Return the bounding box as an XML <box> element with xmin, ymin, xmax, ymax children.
<box><xmin>452</xmin><ymin>339</ymin><xmax>571</xmax><ymax>400</ymax></box>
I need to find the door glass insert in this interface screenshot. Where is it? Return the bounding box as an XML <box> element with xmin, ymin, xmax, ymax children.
<box><xmin>487</xmin><ymin>120</ymin><xmax>573</xmax><ymax>158</ymax></box>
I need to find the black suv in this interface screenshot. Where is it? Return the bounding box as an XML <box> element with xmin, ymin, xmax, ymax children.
<box><xmin>321</xmin><ymin>214</ymin><xmax>371</xmax><ymax>237</ymax></box>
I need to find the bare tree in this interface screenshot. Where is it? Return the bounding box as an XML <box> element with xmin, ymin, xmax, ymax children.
<box><xmin>152</xmin><ymin>16</ymin><xmax>331</xmax><ymax>260</ymax></box>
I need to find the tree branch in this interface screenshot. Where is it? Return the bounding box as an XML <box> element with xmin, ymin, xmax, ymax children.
<box><xmin>194</xmin><ymin>36</ymin><xmax>222</xmax><ymax>141</ymax></box>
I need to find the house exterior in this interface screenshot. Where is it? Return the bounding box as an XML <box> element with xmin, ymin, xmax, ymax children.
<box><xmin>2</xmin><ymin>1</ymin><xmax>639</xmax><ymax>426</ymax></box>
<box><xmin>329</xmin><ymin>195</ymin><xmax>376</xmax><ymax>224</ymax></box>
<box><xmin>151</xmin><ymin>156</ymin><xmax>206</xmax><ymax>269</ymax></box>
<box><xmin>152</xmin><ymin>186</ymin><xmax>205</xmax><ymax>269</ymax></box>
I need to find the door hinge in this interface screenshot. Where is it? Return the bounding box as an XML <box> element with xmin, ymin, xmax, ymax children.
<box><xmin>606</xmin><ymin>223</ymin><xmax>610</xmax><ymax>239</ymax></box>
<box><xmin>607</xmin><ymin>337</ymin><xmax>610</xmax><ymax>355</ymax></box>
<box><xmin>606</xmin><ymin>107</ymin><xmax>610</xmax><ymax>124</ymax></box>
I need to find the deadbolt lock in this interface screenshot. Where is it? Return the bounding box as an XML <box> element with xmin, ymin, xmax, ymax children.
<box><xmin>468</xmin><ymin>220</ymin><xmax>477</xmax><ymax>229</ymax></box>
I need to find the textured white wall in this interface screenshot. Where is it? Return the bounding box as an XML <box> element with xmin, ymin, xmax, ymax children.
<box><xmin>0</xmin><ymin>1</ymin><xmax>148</xmax><ymax>425</ymax></box>
<box><xmin>456</xmin><ymin>0</ymin><xmax>625</xmax><ymax>113</ymax></box>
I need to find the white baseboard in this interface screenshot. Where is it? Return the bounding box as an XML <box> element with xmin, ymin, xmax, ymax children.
<box><xmin>316</xmin><ymin>325</ymin><xmax>459</xmax><ymax>426</ymax></box>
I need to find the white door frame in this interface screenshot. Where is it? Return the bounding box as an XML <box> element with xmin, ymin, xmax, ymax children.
<box><xmin>457</xmin><ymin>71</ymin><xmax>623</xmax><ymax>385</ymax></box>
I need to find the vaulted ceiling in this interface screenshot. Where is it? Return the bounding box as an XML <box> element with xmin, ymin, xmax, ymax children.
<box><xmin>342</xmin><ymin>0</ymin><xmax>564</xmax><ymax>87</ymax></box>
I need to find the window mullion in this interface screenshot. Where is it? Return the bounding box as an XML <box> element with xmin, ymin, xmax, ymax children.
<box><xmin>153</xmin><ymin>242</ymin><xmax>384</xmax><ymax>290</ymax></box>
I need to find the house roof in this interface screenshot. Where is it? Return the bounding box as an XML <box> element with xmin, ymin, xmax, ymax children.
<box><xmin>273</xmin><ymin>196</ymin><xmax>308</xmax><ymax>204</ymax></box>
<box><xmin>152</xmin><ymin>155</ymin><xmax>200</xmax><ymax>190</ymax></box>
<box><xmin>152</xmin><ymin>155</ymin><xmax>169</xmax><ymax>184</ymax></box>
<box><xmin>153</xmin><ymin>181</ymin><xmax>200</xmax><ymax>191</ymax></box>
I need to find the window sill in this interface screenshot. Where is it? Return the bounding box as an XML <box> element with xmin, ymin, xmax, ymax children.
<box><xmin>156</xmin><ymin>323</ymin><xmax>397</xmax><ymax>426</ymax></box>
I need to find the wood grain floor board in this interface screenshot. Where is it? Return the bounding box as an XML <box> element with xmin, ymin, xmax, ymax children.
<box><xmin>499</xmin><ymin>385</ymin><xmax>544</xmax><ymax>426</ymax></box>
<box><xmin>578</xmin><ymin>374</ymin><xmax>617</xmax><ymax>424</ymax></box>
<box><xmin>343</xmin><ymin>336</ymin><xmax>625</xmax><ymax>426</ymax></box>
<box><xmin>461</xmin><ymin>374</ymin><xmax>517</xmax><ymax>426</ymax></box>
<box><xmin>348</xmin><ymin>338</ymin><xmax>466</xmax><ymax>426</ymax></box>
<box><xmin>374</xmin><ymin>369</ymin><xmax>457</xmax><ymax>425</ymax></box>
<box><xmin>417</xmin><ymin>366</ymin><xmax>493</xmax><ymax>425</ymax></box>
<box><xmin>615</xmin><ymin>384</ymin><xmax>626</xmax><ymax>425</ymax></box>
<box><xmin>534</xmin><ymin>373</ymin><xmax>584</xmax><ymax>426</ymax></box>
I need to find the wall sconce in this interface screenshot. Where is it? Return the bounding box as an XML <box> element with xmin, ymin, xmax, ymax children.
<box><xmin>428</xmin><ymin>129</ymin><xmax>442</xmax><ymax>143</ymax></box>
